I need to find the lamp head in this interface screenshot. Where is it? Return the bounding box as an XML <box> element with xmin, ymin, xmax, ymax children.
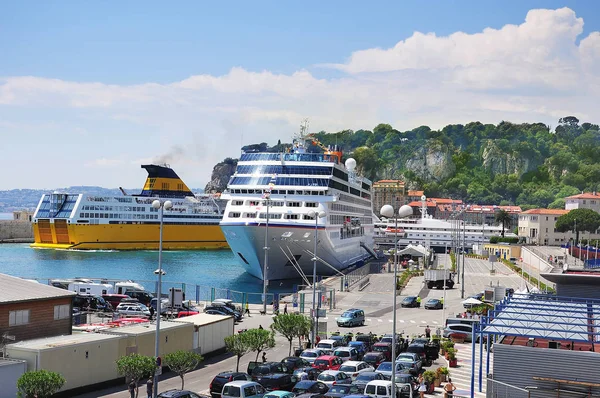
<box><xmin>317</xmin><ymin>211</ymin><xmax>326</xmax><ymax>218</ymax></box>
<box><xmin>164</xmin><ymin>200</ymin><xmax>173</xmax><ymax>210</ymax></box>
<box><xmin>307</xmin><ymin>210</ymin><xmax>316</xmax><ymax>218</ymax></box>
<box><xmin>154</xmin><ymin>269</ymin><xmax>166</xmax><ymax>275</ymax></box>
<box><xmin>152</xmin><ymin>200</ymin><xmax>161</xmax><ymax>209</ymax></box>
<box><xmin>380</xmin><ymin>204</ymin><xmax>394</xmax><ymax>218</ymax></box>
<box><xmin>398</xmin><ymin>205</ymin><xmax>413</xmax><ymax>218</ymax></box>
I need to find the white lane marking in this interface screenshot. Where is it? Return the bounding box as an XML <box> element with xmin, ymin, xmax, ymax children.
<box><xmin>367</xmin><ymin>319</ymin><xmax>372</xmax><ymax>322</ymax></box>
<box><xmin>399</xmin><ymin>320</ymin><xmax>405</xmax><ymax>323</ymax></box>
<box><xmin>433</xmin><ymin>321</ymin><xmax>439</xmax><ymax>324</ymax></box>
<box><xmin>410</xmin><ymin>320</ymin><xmax>416</xmax><ymax>324</ymax></box>
<box><xmin>378</xmin><ymin>319</ymin><xmax>383</xmax><ymax>322</ymax></box>
<box><xmin>421</xmin><ymin>321</ymin><xmax>427</xmax><ymax>324</ymax></box>
<box><xmin>388</xmin><ymin>319</ymin><xmax>393</xmax><ymax>322</ymax></box>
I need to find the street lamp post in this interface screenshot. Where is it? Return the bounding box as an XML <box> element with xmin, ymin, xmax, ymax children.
<box><xmin>380</xmin><ymin>204</ymin><xmax>412</xmax><ymax>398</ymax></box>
<box><xmin>151</xmin><ymin>199</ymin><xmax>172</xmax><ymax>398</ymax></box>
<box><xmin>308</xmin><ymin>210</ymin><xmax>326</xmax><ymax>346</ymax></box>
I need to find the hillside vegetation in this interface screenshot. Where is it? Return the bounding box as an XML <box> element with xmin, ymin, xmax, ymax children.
<box><xmin>230</xmin><ymin>117</ymin><xmax>600</xmax><ymax>209</ymax></box>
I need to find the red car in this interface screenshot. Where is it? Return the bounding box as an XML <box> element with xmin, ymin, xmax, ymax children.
<box><xmin>371</xmin><ymin>342</ymin><xmax>393</xmax><ymax>361</ymax></box>
<box><xmin>312</xmin><ymin>355</ymin><xmax>343</xmax><ymax>371</ymax></box>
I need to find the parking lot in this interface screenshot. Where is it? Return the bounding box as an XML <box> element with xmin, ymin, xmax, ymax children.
<box><xmin>75</xmin><ymin>254</ymin><xmax>525</xmax><ymax>398</ymax></box>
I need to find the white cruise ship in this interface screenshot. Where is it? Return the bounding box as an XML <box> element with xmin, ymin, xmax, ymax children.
<box><xmin>374</xmin><ymin>196</ymin><xmax>512</xmax><ymax>252</ymax></box>
<box><xmin>220</xmin><ymin>129</ymin><xmax>376</xmax><ymax>280</ymax></box>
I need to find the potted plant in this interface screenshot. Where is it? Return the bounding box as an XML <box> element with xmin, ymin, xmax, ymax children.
<box><xmin>449</xmin><ymin>331</ymin><xmax>467</xmax><ymax>344</ymax></box>
<box><xmin>440</xmin><ymin>339</ymin><xmax>454</xmax><ymax>355</ymax></box>
<box><xmin>446</xmin><ymin>348</ymin><xmax>458</xmax><ymax>367</ymax></box>
<box><xmin>436</xmin><ymin>366</ymin><xmax>450</xmax><ymax>382</ymax></box>
<box><xmin>422</xmin><ymin>370</ymin><xmax>437</xmax><ymax>393</ymax></box>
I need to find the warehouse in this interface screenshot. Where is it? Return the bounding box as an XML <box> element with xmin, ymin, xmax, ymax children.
<box><xmin>173</xmin><ymin>313</ymin><xmax>234</xmax><ymax>355</ymax></box>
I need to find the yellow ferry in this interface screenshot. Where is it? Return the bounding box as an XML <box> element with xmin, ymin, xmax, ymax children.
<box><xmin>31</xmin><ymin>164</ymin><xmax>228</xmax><ymax>250</ymax></box>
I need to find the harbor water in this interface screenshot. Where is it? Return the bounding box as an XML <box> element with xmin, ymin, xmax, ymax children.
<box><xmin>0</xmin><ymin>243</ymin><xmax>301</xmax><ymax>303</ymax></box>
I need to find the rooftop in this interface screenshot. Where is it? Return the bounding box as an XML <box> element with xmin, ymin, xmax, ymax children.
<box><xmin>521</xmin><ymin>209</ymin><xmax>569</xmax><ymax>215</ymax></box>
<box><xmin>566</xmin><ymin>192</ymin><xmax>600</xmax><ymax>200</ymax></box>
<box><xmin>172</xmin><ymin>312</ymin><xmax>232</xmax><ymax>326</ymax></box>
<box><xmin>407</xmin><ymin>190</ymin><xmax>424</xmax><ymax>196</ymax></box>
<box><xmin>102</xmin><ymin>320</ymin><xmax>189</xmax><ymax>336</ymax></box>
<box><xmin>0</xmin><ymin>273</ymin><xmax>76</xmax><ymax>304</ymax></box>
<box><xmin>7</xmin><ymin>332</ymin><xmax>120</xmax><ymax>351</ymax></box>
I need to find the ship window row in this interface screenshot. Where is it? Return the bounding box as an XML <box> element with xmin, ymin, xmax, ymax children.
<box><xmin>331</xmin><ymin>203</ymin><xmax>372</xmax><ymax>216</ymax></box>
<box><xmin>235</xmin><ymin>165</ymin><xmax>333</xmax><ymax>176</ymax></box>
<box><xmin>341</xmin><ymin>226</ymin><xmax>365</xmax><ymax>240</ymax></box>
<box><xmin>232</xmin><ymin>200</ymin><xmax>317</xmax><ymax>208</ymax></box>
<box><xmin>106</xmin><ymin>221</ymin><xmax>216</xmax><ymax>225</ymax></box>
<box><xmin>82</xmin><ymin>205</ymin><xmax>148</xmax><ymax>212</ymax></box>
<box><xmin>329</xmin><ymin>214</ymin><xmax>372</xmax><ymax>226</ymax></box>
<box><xmin>81</xmin><ymin>212</ymin><xmax>159</xmax><ymax>220</ymax></box>
<box><xmin>86</xmin><ymin>196</ymin><xmax>133</xmax><ymax>203</ymax></box>
<box><xmin>229</xmin><ymin>188</ymin><xmax>326</xmax><ymax>196</ymax></box>
<box><xmin>240</xmin><ymin>153</ymin><xmax>335</xmax><ymax>162</ymax></box>
<box><xmin>338</xmin><ymin>192</ymin><xmax>372</xmax><ymax>208</ymax></box>
<box><xmin>230</xmin><ymin>176</ymin><xmax>330</xmax><ymax>187</ymax></box>
<box><xmin>228</xmin><ymin>212</ymin><xmax>321</xmax><ymax>221</ymax></box>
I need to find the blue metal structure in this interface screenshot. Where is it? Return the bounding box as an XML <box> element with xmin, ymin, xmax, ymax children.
<box><xmin>470</xmin><ymin>293</ymin><xmax>600</xmax><ymax>397</ymax></box>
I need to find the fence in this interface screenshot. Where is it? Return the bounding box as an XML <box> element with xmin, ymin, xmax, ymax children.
<box><xmin>486</xmin><ymin>376</ymin><xmax>532</xmax><ymax>398</ymax></box>
<box><xmin>340</xmin><ymin>261</ymin><xmax>383</xmax><ymax>291</ymax></box>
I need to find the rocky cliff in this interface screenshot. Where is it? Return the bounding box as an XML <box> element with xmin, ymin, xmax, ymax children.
<box><xmin>204</xmin><ymin>158</ymin><xmax>237</xmax><ymax>193</ymax></box>
<box><xmin>405</xmin><ymin>142</ymin><xmax>455</xmax><ymax>182</ymax></box>
<box><xmin>481</xmin><ymin>140</ymin><xmax>532</xmax><ymax>177</ymax></box>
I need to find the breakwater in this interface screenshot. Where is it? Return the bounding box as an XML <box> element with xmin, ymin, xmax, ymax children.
<box><xmin>0</xmin><ymin>220</ymin><xmax>33</xmax><ymax>242</ymax></box>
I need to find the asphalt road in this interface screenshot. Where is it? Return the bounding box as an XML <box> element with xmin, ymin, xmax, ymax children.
<box><xmin>76</xmin><ymin>254</ymin><xmax>525</xmax><ymax>398</ymax></box>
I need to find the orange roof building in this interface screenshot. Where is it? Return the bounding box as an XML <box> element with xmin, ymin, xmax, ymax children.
<box><xmin>565</xmin><ymin>192</ymin><xmax>600</xmax><ymax>213</ymax></box>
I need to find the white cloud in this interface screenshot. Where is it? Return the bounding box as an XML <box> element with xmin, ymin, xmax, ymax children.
<box><xmin>0</xmin><ymin>7</ymin><xmax>599</xmax><ymax>189</ymax></box>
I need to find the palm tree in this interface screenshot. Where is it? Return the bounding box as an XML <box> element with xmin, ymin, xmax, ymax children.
<box><xmin>495</xmin><ymin>209</ymin><xmax>511</xmax><ymax>238</ymax></box>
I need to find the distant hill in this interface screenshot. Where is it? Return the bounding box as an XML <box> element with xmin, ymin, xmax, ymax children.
<box><xmin>0</xmin><ymin>186</ymin><xmax>206</xmax><ymax>212</ymax></box>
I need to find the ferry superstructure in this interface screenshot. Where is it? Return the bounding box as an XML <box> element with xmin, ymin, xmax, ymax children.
<box><xmin>220</xmin><ymin>134</ymin><xmax>377</xmax><ymax>280</ymax></box>
<box><xmin>31</xmin><ymin>164</ymin><xmax>228</xmax><ymax>250</ymax></box>
<box><xmin>374</xmin><ymin>196</ymin><xmax>511</xmax><ymax>252</ymax></box>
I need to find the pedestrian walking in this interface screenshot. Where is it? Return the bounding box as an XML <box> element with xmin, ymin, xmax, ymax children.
<box><xmin>418</xmin><ymin>374</ymin><xmax>426</xmax><ymax>397</ymax></box>
<box><xmin>425</xmin><ymin>325</ymin><xmax>431</xmax><ymax>339</ymax></box>
<box><xmin>284</xmin><ymin>303</ymin><xmax>288</xmax><ymax>314</ymax></box>
<box><xmin>128</xmin><ymin>380</ymin><xmax>136</xmax><ymax>398</ymax></box>
<box><xmin>149</xmin><ymin>306</ymin><xmax>155</xmax><ymax>321</ymax></box>
<box><xmin>245</xmin><ymin>301</ymin><xmax>251</xmax><ymax>317</ymax></box>
<box><xmin>262</xmin><ymin>352</ymin><xmax>267</xmax><ymax>363</ymax></box>
<box><xmin>146</xmin><ymin>378</ymin><xmax>154</xmax><ymax>398</ymax></box>
<box><xmin>416</xmin><ymin>296</ymin><xmax>422</xmax><ymax>306</ymax></box>
<box><xmin>444</xmin><ymin>378</ymin><xmax>456</xmax><ymax>398</ymax></box>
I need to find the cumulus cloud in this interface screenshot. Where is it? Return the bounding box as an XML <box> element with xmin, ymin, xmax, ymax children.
<box><xmin>1</xmin><ymin>7</ymin><xmax>599</xmax><ymax>189</ymax></box>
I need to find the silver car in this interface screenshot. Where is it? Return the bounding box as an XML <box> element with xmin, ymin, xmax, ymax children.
<box><xmin>115</xmin><ymin>303</ymin><xmax>151</xmax><ymax>317</ymax></box>
<box><xmin>299</xmin><ymin>349</ymin><xmax>325</xmax><ymax>364</ymax></box>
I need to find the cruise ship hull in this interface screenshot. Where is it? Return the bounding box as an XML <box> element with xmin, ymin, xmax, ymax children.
<box><xmin>221</xmin><ymin>223</ymin><xmax>373</xmax><ymax>280</ymax></box>
<box><xmin>32</xmin><ymin>222</ymin><xmax>228</xmax><ymax>250</ymax></box>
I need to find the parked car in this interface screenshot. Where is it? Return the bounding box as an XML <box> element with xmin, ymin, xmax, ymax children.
<box><xmin>348</xmin><ymin>341</ymin><xmax>368</xmax><ymax>359</ymax></box>
<box><xmin>443</xmin><ymin>324</ymin><xmax>475</xmax><ymax>342</ymax></box>
<box><xmin>371</xmin><ymin>343</ymin><xmax>393</xmax><ymax>361</ymax></box>
<box><xmin>364</xmin><ymin>380</ymin><xmax>403</xmax><ymax>398</ymax></box>
<box><xmin>355</xmin><ymin>333</ymin><xmax>379</xmax><ymax>351</ymax></box>
<box><xmin>316</xmin><ymin>339</ymin><xmax>341</xmax><ymax>355</ymax></box>
<box><xmin>330</xmin><ymin>334</ymin><xmax>352</xmax><ymax>347</ymax></box>
<box><xmin>400</xmin><ymin>297</ymin><xmax>420</xmax><ymax>308</ymax></box>
<box><xmin>249</xmin><ymin>362</ymin><xmax>289</xmax><ymax>378</ymax></box>
<box><xmin>300</xmin><ymin>349</ymin><xmax>326</xmax><ymax>364</ymax></box>
<box><xmin>324</xmin><ymin>384</ymin><xmax>362</xmax><ymax>398</ymax></box>
<box><xmin>206</xmin><ymin>308</ymin><xmax>232</xmax><ymax>317</ymax></box>
<box><xmin>378</xmin><ymin>334</ymin><xmax>402</xmax><ymax>355</ymax></box>
<box><xmin>336</xmin><ymin>308</ymin><xmax>365</xmax><ymax>327</ymax></box>
<box><xmin>254</xmin><ymin>373</ymin><xmax>297</xmax><ymax>392</ymax></box>
<box><xmin>263</xmin><ymin>391</ymin><xmax>295</xmax><ymax>398</ymax></box>
<box><xmin>295</xmin><ymin>394</ymin><xmax>326</xmax><ymax>398</ymax></box>
<box><xmin>293</xmin><ymin>367</ymin><xmax>321</xmax><ymax>382</ymax></box>
<box><xmin>424</xmin><ymin>299</ymin><xmax>443</xmax><ymax>310</ymax></box>
<box><xmin>282</xmin><ymin>357</ymin><xmax>311</xmax><ymax>372</ymax></box>
<box><xmin>205</xmin><ymin>305</ymin><xmax>242</xmax><ymax>321</ymax></box>
<box><xmin>101</xmin><ymin>294</ymin><xmax>130</xmax><ymax>309</ymax></box>
<box><xmin>210</xmin><ymin>372</ymin><xmax>252</xmax><ymax>398</ymax></box>
<box><xmin>374</xmin><ymin>362</ymin><xmax>411</xmax><ymax>380</ymax></box>
<box><xmin>362</xmin><ymin>353</ymin><xmax>387</xmax><ymax>369</ymax></box>
<box><xmin>317</xmin><ymin>370</ymin><xmax>352</xmax><ymax>387</ymax></box>
<box><xmin>338</xmin><ymin>361</ymin><xmax>374</xmax><ymax>379</ymax></box>
<box><xmin>392</xmin><ymin>374</ymin><xmax>418</xmax><ymax>398</ymax></box>
<box><xmin>395</xmin><ymin>353</ymin><xmax>422</xmax><ymax>372</ymax></box>
<box><xmin>405</xmin><ymin>343</ymin><xmax>438</xmax><ymax>367</ymax></box>
<box><xmin>352</xmin><ymin>371</ymin><xmax>386</xmax><ymax>392</ymax></box>
<box><xmin>158</xmin><ymin>390</ymin><xmax>204</xmax><ymax>398</ymax></box>
<box><xmin>313</xmin><ymin>355</ymin><xmax>343</xmax><ymax>371</ymax></box>
<box><xmin>73</xmin><ymin>295</ymin><xmax>112</xmax><ymax>312</ymax></box>
<box><xmin>333</xmin><ymin>347</ymin><xmax>359</xmax><ymax>362</ymax></box>
<box><xmin>124</xmin><ymin>290</ymin><xmax>154</xmax><ymax>306</ymax></box>
<box><xmin>222</xmin><ymin>381</ymin><xmax>266</xmax><ymax>398</ymax></box>
<box><xmin>115</xmin><ymin>302</ymin><xmax>151</xmax><ymax>317</ymax></box>
<box><xmin>292</xmin><ymin>381</ymin><xmax>329</xmax><ymax>395</ymax></box>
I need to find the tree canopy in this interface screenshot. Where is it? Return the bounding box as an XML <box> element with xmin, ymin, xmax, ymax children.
<box><xmin>224</xmin><ymin>333</ymin><xmax>250</xmax><ymax>372</ymax></box>
<box><xmin>116</xmin><ymin>354</ymin><xmax>157</xmax><ymax>397</ymax></box>
<box><xmin>164</xmin><ymin>350</ymin><xmax>204</xmax><ymax>390</ymax></box>
<box><xmin>244</xmin><ymin>328</ymin><xmax>276</xmax><ymax>362</ymax></box>
<box><xmin>17</xmin><ymin>370</ymin><xmax>65</xmax><ymax>398</ymax></box>
<box><xmin>555</xmin><ymin>208</ymin><xmax>600</xmax><ymax>243</ymax></box>
<box><xmin>271</xmin><ymin>313</ymin><xmax>312</xmax><ymax>355</ymax></box>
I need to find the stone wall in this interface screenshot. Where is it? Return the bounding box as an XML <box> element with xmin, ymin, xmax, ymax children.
<box><xmin>0</xmin><ymin>220</ymin><xmax>33</xmax><ymax>241</ymax></box>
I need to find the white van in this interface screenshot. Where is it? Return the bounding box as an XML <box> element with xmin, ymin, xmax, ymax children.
<box><xmin>222</xmin><ymin>381</ymin><xmax>265</xmax><ymax>398</ymax></box>
<box><xmin>364</xmin><ymin>380</ymin><xmax>402</xmax><ymax>398</ymax></box>
<box><xmin>316</xmin><ymin>339</ymin><xmax>340</xmax><ymax>354</ymax></box>
<box><xmin>68</xmin><ymin>282</ymin><xmax>114</xmax><ymax>296</ymax></box>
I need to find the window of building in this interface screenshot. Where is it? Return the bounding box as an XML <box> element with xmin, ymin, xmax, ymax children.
<box><xmin>285</xmin><ymin>214</ymin><xmax>300</xmax><ymax>220</ymax></box>
<box><xmin>305</xmin><ymin>202</ymin><xmax>318</xmax><ymax>208</ymax></box>
<box><xmin>228</xmin><ymin>212</ymin><xmax>241</xmax><ymax>218</ymax></box>
<box><xmin>54</xmin><ymin>304</ymin><xmax>70</xmax><ymax>320</ymax></box>
<box><xmin>9</xmin><ymin>309</ymin><xmax>30</xmax><ymax>326</ymax></box>
<box><xmin>287</xmin><ymin>202</ymin><xmax>301</xmax><ymax>207</ymax></box>
<box><xmin>232</xmin><ymin>200</ymin><xmax>244</xmax><ymax>206</ymax></box>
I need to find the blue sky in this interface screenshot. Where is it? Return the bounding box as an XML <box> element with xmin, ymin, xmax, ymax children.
<box><xmin>1</xmin><ymin>1</ymin><xmax>600</xmax><ymax>189</ymax></box>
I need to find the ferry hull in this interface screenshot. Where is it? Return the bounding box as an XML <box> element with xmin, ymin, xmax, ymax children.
<box><xmin>31</xmin><ymin>223</ymin><xmax>228</xmax><ymax>250</ymax></box>
<box><xmin>221</xmin><ymin>223</ymin><xmax>373</xmax><ymax>280</ymax></box>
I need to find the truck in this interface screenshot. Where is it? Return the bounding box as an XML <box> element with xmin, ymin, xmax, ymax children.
<box><xmin>423</xmin><ymin>269</ymin><xmax>454</xmax><ymax>289</ymax></box>
<box><xmin>115</xmin><ymin>281</ymin><xmax>145</xmax><ymax>294</ymax></box>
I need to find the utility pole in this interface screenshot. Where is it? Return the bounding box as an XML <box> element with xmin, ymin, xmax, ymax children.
<box><xmin>461</xmin><ymin>217</ymin><xmax>466</xmax><ymax>299</ymax></box>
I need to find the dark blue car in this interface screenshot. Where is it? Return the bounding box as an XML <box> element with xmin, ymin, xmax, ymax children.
<box><xmin>348</xmin><ymin>341</ymin><xmax>367</xmax><ymax>359</ymax></box>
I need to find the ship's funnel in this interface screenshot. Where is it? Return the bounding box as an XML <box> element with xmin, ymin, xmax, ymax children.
<box><xmin>139</xmin><ymin>164</ymin><xmax>193</xmax><ymax>198</ymax></box>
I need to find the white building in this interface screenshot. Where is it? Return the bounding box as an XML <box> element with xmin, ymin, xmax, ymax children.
<box><xmin>565</xmin><ymin>192</ymin><xmax>600</xmax><ymax>212</ymax></box>
<box><xmin>518</xmin><ymin>209</ymin><xmax>572</xmax><ymax>245</ymax></box>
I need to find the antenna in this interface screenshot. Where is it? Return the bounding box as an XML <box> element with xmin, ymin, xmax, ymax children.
<box><xmin>299</xmin><ymin>118</ymin><xmax>310</xmax><ymax>138</ymax></box>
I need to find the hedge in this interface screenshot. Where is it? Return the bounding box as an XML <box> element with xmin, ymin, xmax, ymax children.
<box><xmin>489</xmin><ymin>236</ymin><xmax>519</xmax><ymax>244</ymax></box>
